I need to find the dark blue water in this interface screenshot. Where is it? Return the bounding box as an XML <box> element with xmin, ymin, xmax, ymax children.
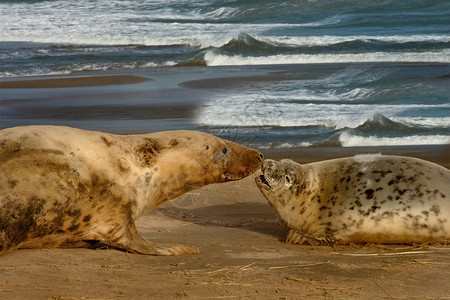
<box><xmin>1</xmin><ymin>0</ymin><xmax>449</xmax><ymax>76</ymax></box>
<box><xmin>1</xmin><ymin>0</ymin><xmax>449</xmax><ymax>147</ymax></box>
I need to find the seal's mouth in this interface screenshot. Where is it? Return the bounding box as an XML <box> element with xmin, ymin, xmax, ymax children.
<box><xmin>256</xmin><ymin>174</ymin><xmax>271</xmax><ymax>188</ymax></box>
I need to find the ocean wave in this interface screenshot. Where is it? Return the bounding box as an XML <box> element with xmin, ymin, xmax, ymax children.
<box><xmin>258</xmin><ymin>34</ymin><xmax>450</xmax><ymax>48</ymax></box>
<box><xmin>354</xmin><ymin>113</ymin><xmax>417</xmax><ymax>132</ymax></box>
<box><xmin>339</xmin><ymin>132</ymin><xmax>450</xmax><ymax>147</ymax></box>
<box><xmin>342</xmin><ymin>113</ymin><xmax>450</xmax><ymax>137</ymax></box>
<box><xmin>251</xmin><ymin>133</ymin><xmax>450</xmax><ymax>148</ymax></box>
<box><xmin>0</xmin><ymin>61</ymin><xmax>176</xmax><ymax>78</ymax></box>
<box><xmin>266</xmin><ymin>88</ymin><xmax>376</xmax><ymax>103</ymax></box>
<box><xmin>3</xmin><ymin>25</ymin><xmax>449</xmax><ymax>49</ymax></box>
<box><xmin>2</xmin><ymin>0</ymin><xmax>449</xmax><ymax>51</ymax></box>
<box><xmin>336</xmin><ymin>114</ymin><xmax>450</xmax><ymax>147</ymax></box>
<box><xmin>2</xmin><ymin>7</ymin><xmax>449</xmax><ymax>75</ymax></box>
<box><xmin>198</xmin><ymin>83</ymin><xmax>450</xmax><ymax>129</ymax></box>
<box><xmin>208</xmin><ymin>33</ymin><xmax>450</xmax><ymax>63</ymax></box>
<box><xmin>198</xmin><ymin>105</ymin><xmax>450</xmax><ymax>129</ymax></box>
<box><xmin>245</xmin><ymin>129</ymin><xmax>450</xmax><ymax>150</ymax></box>
<box><xmin>204</xmin><ymin>49</ymin><xmax>450</xmax><ymax>66</ymax></box>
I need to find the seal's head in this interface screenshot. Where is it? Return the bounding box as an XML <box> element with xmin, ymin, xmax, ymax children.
<box><xmin>256</xmin><ymin>159</ymin><xmax>301</xmax><ymax>198</ymax></box>
<box><xmin>136</xmin><ymin>131</ymin><xmax>264</xmax><ymax>208</ymax></box>
<box><xmin>255</xmin><ymin>159</ymin><xmax>306</xmax><ymax>226</ymax></box>
<box><xmin>201</xmin><ymin>134</ymin><xmax>265</xmax><ymax>182</ymax></box>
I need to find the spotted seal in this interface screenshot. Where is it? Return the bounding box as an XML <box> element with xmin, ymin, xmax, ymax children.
<box><xmin>0</xmin><ymin>125</ymin><xmax>263</xmax><ymax>255</ymax></box>
<box><xmin>256</xmin><ymin>154</ymin><xmax>450</xmax><ymax>245</ymax></box>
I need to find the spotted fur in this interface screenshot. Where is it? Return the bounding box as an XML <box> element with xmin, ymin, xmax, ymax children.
<box><xmin>0</xmin><ymin>125</ymin><xmax>263</xmax><ymax>255</ymax></box>
<box><xmin>256</xmin><ymin>155</ymin><xmax>450</xmax><ymax>245</ymax></box>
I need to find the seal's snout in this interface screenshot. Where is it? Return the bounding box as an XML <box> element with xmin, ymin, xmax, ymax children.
<box><xmin>256</xmin><ymin>174</ymin><xmax>271</xmax><ymax>188</ymax></box>
<box><xmin>242</xmin><ymin>147</ymin><xmax>264</xmax><ymax>169</ymax></box>
<box><xmin>221</xmin><ymin>143</ymin><xmax>264</xmax><ymax>182</ymax></box>
<box><xmin>247</xmin><ymin>149</ymin><xmax>264</xmax><ymax>174</ymax></box>
<box><xmin>255</xmin><ymin>159</ymin><xmax>277</xmax><ymax>191</ymax></box>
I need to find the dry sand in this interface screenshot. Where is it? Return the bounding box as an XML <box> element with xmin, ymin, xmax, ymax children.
<box><xmin>1</xmin><ymin>150</ymin><xmax>449</xmax><ymax>300</ymax></box>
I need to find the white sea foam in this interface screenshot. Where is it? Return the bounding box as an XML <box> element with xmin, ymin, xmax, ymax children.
<box><xmin>204</xmin><ymin>49</ymin><xmax>450</xmax><ymax>66</ymax></box>
<box><xmin>257</xmin><ymin>142</ymin><xmax>313</xmax><ymax>149</ymax></box>
<box><xmin>197</xmin><ymin>91</ymin><xmax>450</xmax><ymax>129</ymax></box>
<box><xmin>1</xmin><ymin>0</ymin><xmax>449</xmax><ymax>51</ymax></box>
<box><xmin>272</xmin><ymin>34</ymin><xmax>450</xmax><ymax>47</ymax></box>
<box><xmin>0</xmin><ymin>3</ymin><xmax>239</xmax><ymax>47</ymax></box>
<box><xmin>0</xmin><ymin>60</ymin><xmax>179</xmax><ymax>78</ymax></box>
<box><xmin>339</xmin><ymin>132</ymin><xmax>450</xmax><ymax>147</ymax></box>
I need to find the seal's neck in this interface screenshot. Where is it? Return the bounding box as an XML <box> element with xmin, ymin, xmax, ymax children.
<box><xmin>131</xmin><ymin>167</ymin><xmax>214</xmax><ymax>220</ymax></box>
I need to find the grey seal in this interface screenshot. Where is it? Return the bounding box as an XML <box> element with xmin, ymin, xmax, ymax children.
<box><xmin>1</xmin><ymin>125</ymin><xmax>263</xmax><ymax>255</ymax></box>
<box><xmin>256</xmin><ymin>154</ymin><xmax>450</xmax><ymax>245</ymax></box>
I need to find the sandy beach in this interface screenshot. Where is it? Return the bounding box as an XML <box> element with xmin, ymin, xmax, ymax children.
<box><xmin>1</xmin><ymin>163</ymin><xmax>449</xmax><ymax>299</ymax></box>
<box><xmin>1</xmin><ymin>73</ymin><xmax>450</xmax><ymax>299</ymax></box>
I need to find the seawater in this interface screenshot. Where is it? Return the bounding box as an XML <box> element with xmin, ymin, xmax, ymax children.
<box><xmin>0</xmin><ymin>0</ymin><xmax>449</xmax><ymax>148</ymax></box>
<box><xmin>194</xmin><ymin>63</ymin><xmax>450</xmax><ymax>148</ymax></box>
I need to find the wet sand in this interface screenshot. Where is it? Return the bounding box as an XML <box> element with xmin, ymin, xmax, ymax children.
<box><xmin>1</xmin><ymin>73</ymin><xmax>449</xmax><ymax>299</ymax></box>
<box><xmin>0</xmin><ymin>75</ymin><xmax>150</xmax><ymax>89</ymax></box>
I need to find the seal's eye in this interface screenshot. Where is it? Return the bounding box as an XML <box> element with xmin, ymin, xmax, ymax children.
<box><xmin>222</xmin><ymin>147</ymin><xmax>228</xmax><ymax>155</ymax></box>
<box><xmin>285</xmin><ymin>175</ymin><xmax>291</xmax><ymax>183</ymax></box>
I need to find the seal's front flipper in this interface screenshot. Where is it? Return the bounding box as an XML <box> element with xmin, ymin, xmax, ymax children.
<box><xmin>285</xmin><ymin>229</ymin><xmax>336</xmax><ymax>246</ymax></box>
<box><xmin>104</xmin><ymin>222</ymin><xmax>199</xmax><ymax>256</ymax></box>
<box><xmin>285</xmin><ymin>229</ymin><xmax>322</xmax><ymax>246</ymax></box>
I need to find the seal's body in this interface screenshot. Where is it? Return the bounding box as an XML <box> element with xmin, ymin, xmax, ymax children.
<box><xmin>1</xmin><ymin>126</ymin><xmax>263</xmax><ymax>255</ymax></box>
<box><xmin>256</xmin><ymin>154</ymin><xmax>450</xmax><ymax>245</ymax></box>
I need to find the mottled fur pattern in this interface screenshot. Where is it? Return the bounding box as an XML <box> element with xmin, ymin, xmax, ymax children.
<box><xmin>256</xmin><ymin>155</ymin><xmax>450</xmax><ymax>245</ymax></box>
<box><xmin>0</xmin><ymin>125</ymin><xmax>263</xmax><ymax>255</ymax></box>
